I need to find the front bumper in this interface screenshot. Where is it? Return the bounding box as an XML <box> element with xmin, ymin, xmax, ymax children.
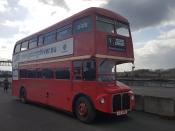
<box><xmin>95</xmin><ymin>91</ymin><xmax>135</xmax><ymax>114</ymax></box>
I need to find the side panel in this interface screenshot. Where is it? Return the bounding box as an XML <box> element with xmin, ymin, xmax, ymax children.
<box><xmin>13</xmin><ymin>79</ymin><xmax>73</xmax><ymax>112</ymax></box>
<box><xmin>47</xmin><ymin>80</ymin><xmax>72</xmax><ymax>111</ymax></box>
<box><xmin>72</xmin><ymin>81</ymin><xmax>97</xmax><ymax>108</ymax></box>
<box><xmin>73</xmin><ymin>32</ymin><xmax>95</xmax><ymax>56</ymax></box>
<box><xmin>12</xmin><ymin>79</ymin><xmax>47</xmax><ymax>104</ymax></box>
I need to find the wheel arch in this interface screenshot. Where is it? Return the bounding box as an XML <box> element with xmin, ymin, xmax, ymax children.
<box><xmin>72</xmin><ymin>93</ymin><xmax>95</xmax><ymax>115</ymax></box>
<box><xmin>19</xmin><ymin>86</ymin><xmax>26</xmax><ymax>97</ymax></box>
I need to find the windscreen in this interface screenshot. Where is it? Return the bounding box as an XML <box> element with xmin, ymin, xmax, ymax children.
<box><xmin>96</xmin><ymin>15</ymin><xmax>130</xmax><ymax>37</ymax></box>
<box><xmin>98</xmin><ymin>59</ymin><xmax>116</xmax><ymax>82</ymax></box>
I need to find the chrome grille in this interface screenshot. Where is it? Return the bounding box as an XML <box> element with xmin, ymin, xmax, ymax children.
<box><xmin>112</xmin><ymin>93</ymin><xmax>130</xmax><ymax>112</ymax></box>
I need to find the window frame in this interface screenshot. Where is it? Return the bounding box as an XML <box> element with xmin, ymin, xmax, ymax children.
<box><xmin>38</xmin><ymin>35</ymin><xmax>44</xmax><ymax>46</ymax></box>
<box><xmin>97</xmin><ymin>59</ymin><xmax>117</xmax><ymax>82</ymax></box>
<box><xmin>29</xmin><ymin>38</ymin><xmax>38</xmax><ymax>49</ymax></box>
<box><xmin>57</xmin><ymin>24</ymin><xmax>72</xmax><ymax>40</ymax></box>
<box><xmin>73</xmin><ymin>16</ymin><xmax>93</xmax><ymax>34</ymax></box>
<box><xmin>42</xmin><ymin>68</ymin><xmax>54</xmax><ymax>79</ymax></box>
<box><xmin>115</xmin><ymin>21</ymin><xmax>130</xmax><ymax>37</ymax></box>
<box><xmin>21</xmin><ymin>41</ymin><xmax>29</xmax><ymax>51</ymax></box>
<box><xmin>82</xmin><ymin>59</ymin><xmax>96</xmax><ymax>81</ymax></box>
<box><xmin>96</xmin><ymin>15</ymin><xmax>115</xmax><ymax>33</ymax></box>
<box><xmin>19</xmin><ymin>69</ymin><xmax>28</xmax><ymax>78</ymax></box>
<box><xmin>14</xmin><ymin>43</ymin><xmax>21</xmax><ymax>54</ymax></box>
<box><xmin>44</xmin><ymin>31</ymin><xmax>56</xmax><ymax>45</ymax></box>
<box><xmin>73</xmin><ymin>60</ymin><xmax>83</xmax><ymax>80</ymax></box>
<box><xmin>55</xmin><ymin>67</ymin><xmax>70</xmax><ymax>80</ymax></box>
<box><xmin>27</xmin><ymin>69</ymin><xmax>38</xmax><ymax>78</ymax></box>
<box><xmin>95</xmin><ymin>15</ymin><xmax>131</xmax><ymax>38</ymax></box>
<box><xmin>73</xmin><ymin>59</ymin><xmax>96</xmax><ymax>81</ymax></box>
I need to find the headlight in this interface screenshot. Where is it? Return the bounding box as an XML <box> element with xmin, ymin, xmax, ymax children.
<box><xmin>131</xmin><ymin>95</ymin><xmax>135</xmax><ymax>100</ymax></box>
<box><xmin>128</xmin><ymin>90</ymin><xmax>134</xmax><ymax>94</ymax></box>
<box><xmin>100</xmin><ymin>97</ymin><xmax>105</xmax><ymax>104</ymax></box>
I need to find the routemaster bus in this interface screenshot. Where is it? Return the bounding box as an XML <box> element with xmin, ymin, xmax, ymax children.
<box><xmin>12</xmin><ymin>7</ymin><xmax>135</xmax><ymax>123</ymax></box>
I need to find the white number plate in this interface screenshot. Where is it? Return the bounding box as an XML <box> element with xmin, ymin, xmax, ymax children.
<box><xmin>116</xmin><ymin>110</ymin><xmax>127</xmax><ymax>116</ymax></box>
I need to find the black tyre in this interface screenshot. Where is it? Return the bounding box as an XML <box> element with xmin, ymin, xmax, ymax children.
<box><xmin>75</xmin><ymin>96</ymin><xmax>96</xmax><ymax>123</ymax></box>
<box><xmin>19</xmin><ymin>88</ymin><xmax>27</xmax><ymax>104</ymax></box>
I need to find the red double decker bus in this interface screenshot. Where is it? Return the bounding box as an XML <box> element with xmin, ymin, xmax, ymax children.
<box><xmin>12</xmin><ymin>7</ymin><xmax>135</xmax><ymax>123</ymax></box>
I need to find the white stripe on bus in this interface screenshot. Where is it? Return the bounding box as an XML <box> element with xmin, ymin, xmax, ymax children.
<box><xmin>20</xmin><ymin>54</ymin><xmax>134</xmax><ymax>66</ymax></box>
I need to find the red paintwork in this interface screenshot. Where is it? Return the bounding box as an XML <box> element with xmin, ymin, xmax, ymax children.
<box><xmin>12</xmin><ymin>7</ymin><xmax>135</xmax><ymax>115</ymax></box>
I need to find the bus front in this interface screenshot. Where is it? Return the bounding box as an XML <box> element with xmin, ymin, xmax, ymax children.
<box><xmin>94</xmin><ymin>13</ymin><xmax>135</xmax><ymax>115</ymax></box>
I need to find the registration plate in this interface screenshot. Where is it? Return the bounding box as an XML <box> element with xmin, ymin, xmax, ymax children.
<box><xmin>116</xmin><ymin>110</ymin><xmax>128</xmax><ymax>116</ymax></box>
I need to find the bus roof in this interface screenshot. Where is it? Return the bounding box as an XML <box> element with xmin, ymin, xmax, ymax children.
<box><xmin>16</xmin><ymin>7</ymin><xmax>128</xmax><ymax>44</ymax></box>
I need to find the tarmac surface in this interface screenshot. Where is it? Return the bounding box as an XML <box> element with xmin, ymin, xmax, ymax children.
<box><xmin>0</xmin><ymin>88</ymin><xmax>174</xmax><ymax>131</ymax></box>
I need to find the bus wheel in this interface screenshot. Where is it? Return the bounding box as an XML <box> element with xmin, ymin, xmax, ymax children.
<box><xmin>20</xmin><ymin>88</ymin><xmax>27</xmax><ymax>104</ymax></box>
<box><xmin>75</xmin><ymin>97</ymin><xmax>96</xmax><ymax>123</ymax></box>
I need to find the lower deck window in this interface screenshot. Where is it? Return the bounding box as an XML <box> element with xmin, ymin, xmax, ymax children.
<box><xmin>83</xmin><ymin>60</ymin><xmax>96</xmax><ymax>81</ymax></box>
<box><xmin>42</xmin><ymin>69</ymin><xmax>54</xmax><ymax>79</ymax></box>
<box><xmin>73</xmin><ymin>61</ymin><xmax>82</xmax><ymax>80</ymax></box>
<box><xmin>55</xmin><ymin>68</ymin><xmax>70</xmax><ymax>79</ymax></box>
<box><xmin>73</xmin><ymin>60</ymin><xmax>96</xmax><ymax>81</ymax></box>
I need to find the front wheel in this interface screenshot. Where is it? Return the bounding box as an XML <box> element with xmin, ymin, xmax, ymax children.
<box><xmin>75</xmin><ymin>97</ymin><xmax>96</xmax><ymax>123</ymax></box>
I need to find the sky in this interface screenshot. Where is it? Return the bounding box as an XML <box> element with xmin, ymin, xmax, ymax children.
<box><xmin>0</xmin><ymin>0</ymin><xmax>175</xmax><ymax>71</ymax></box>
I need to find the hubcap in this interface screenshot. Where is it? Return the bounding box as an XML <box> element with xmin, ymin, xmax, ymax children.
<box><xmin>78</xmin><ymin>102</ymin><xmax>88</xmax><ymax>117</ymax></box>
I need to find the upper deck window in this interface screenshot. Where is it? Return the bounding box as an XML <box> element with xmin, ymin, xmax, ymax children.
<box><xmin>21</xmin><ymin>41</ymin><xmax>28</xmax><ymax>51</ymax></box>
<box><xmin>38</xmin><ymin>35</ymin><xmax>44</xmax><ymax>46</ymax></box>
<box><xmin>96</xmin><ymin>15</ymin><xmax>114</xmax><ymax>33</ymax></box>
<box><xmin>116</xmin><ymin>22</ymin><xmax>130</xmax><ymax>37</ymax></box>
<box><xmin>57</xmin><ymin>25</ymin><xmax>72</xmax><ymax>40</ymax></box>
<box><xmin>44</xmin><ymin>31</ymin><xmax>56</xmax><ymax>45</ymax></box>
<box><xmin>14</xmin><ymin>44</ymin><xmax>21</xmax><ymax>53</ymax></box>
<box><xmin>73</xmin><ymin>16</ymin><xmax>93</xmax><ymax>34</ymax></box>
<box><xmin>29</xmin><ymin>38</ymin><xmax>37</xmax><ymax>49</ymax></box>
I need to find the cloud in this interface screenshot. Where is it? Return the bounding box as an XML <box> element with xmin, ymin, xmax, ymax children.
<box><xmin>159</xmin><ymin>28</ymin><xmax>175</xmax><ymax>39</ymax></box>
<box><xmin>0</xmin><ymin>24</ymin><xmax>19</xmax><ymax>38</ymax></box>
<box><xmin>0</xmin><ymin>0</ymin><xmax>174</xmax><ymax>71</ymax></box>
<box><xmin>0</xmin><ymin>0</ymin><xmax>8</xmax><ymax>12</ymax></box>
<box><xmin>135</xmin><ymin>29</ymin><xmax>175</xmax><ymax>69</ymax></box>
<box><xmin>39</xmin><ymin>0</ymin><xmax>69</xmax><ymax>11</ymax></box>
<box><xmin>0</xmin><ymin>0</ymin><xmax>28</xmax><ymax>38</ymax></box>
<box><xmin>0</xmin><ymin>0</ymin><xmax>28</xmax><ymax>23</ymax></box>
<box><xmin>103</xmin><ymin>0</ymin><xmax>175</xmax><ymax>30</ymax></box>
<box><xmin>0</xmin><ymin>38</ymin><xmax>15</xmax><ymax>59</ymax></box>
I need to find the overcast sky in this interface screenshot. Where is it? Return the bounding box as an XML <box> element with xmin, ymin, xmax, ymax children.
<box><xmin>0</xmin><ymin>0</ymin><xmax>175</xmax><ymax>71</ymax></box>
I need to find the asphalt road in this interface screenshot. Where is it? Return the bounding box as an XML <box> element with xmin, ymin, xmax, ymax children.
<box><xmin>0</xmin><ymin>88</ymin><xmax>174</xmax><ymax>131</ymax></box>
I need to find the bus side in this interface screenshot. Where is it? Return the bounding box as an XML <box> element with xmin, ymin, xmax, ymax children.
<box><xmin>13</xmin><ymin>60</ymin><xmax>74</xmax><ymax>111</ymax></box>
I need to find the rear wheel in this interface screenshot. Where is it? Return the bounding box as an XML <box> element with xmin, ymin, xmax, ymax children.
<box><xmin>19</xmin><ymin>88</ymin><xmax>27</xmax><ymax>104</ymax></box>
<box><xmin>75</xmin><ymin>97</ymin><xmax>96</xmax><ymax>123</ymax></box>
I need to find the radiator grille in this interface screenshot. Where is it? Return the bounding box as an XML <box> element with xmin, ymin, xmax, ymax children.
<box><xmin>112</xmin><ymin>93</ymin><xmax>130</xmax><ymax>112</ymax></box>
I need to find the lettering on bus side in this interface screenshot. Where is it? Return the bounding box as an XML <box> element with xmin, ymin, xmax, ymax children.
<box><xmin>13</xmin><ymin>38</ymin><xmax>73</xmax><ymax>64</ymax></box>
<box><xmin>12</xmin><ymin>38</ymin><xmax>73</xmax><ymax>80</ymax></box>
